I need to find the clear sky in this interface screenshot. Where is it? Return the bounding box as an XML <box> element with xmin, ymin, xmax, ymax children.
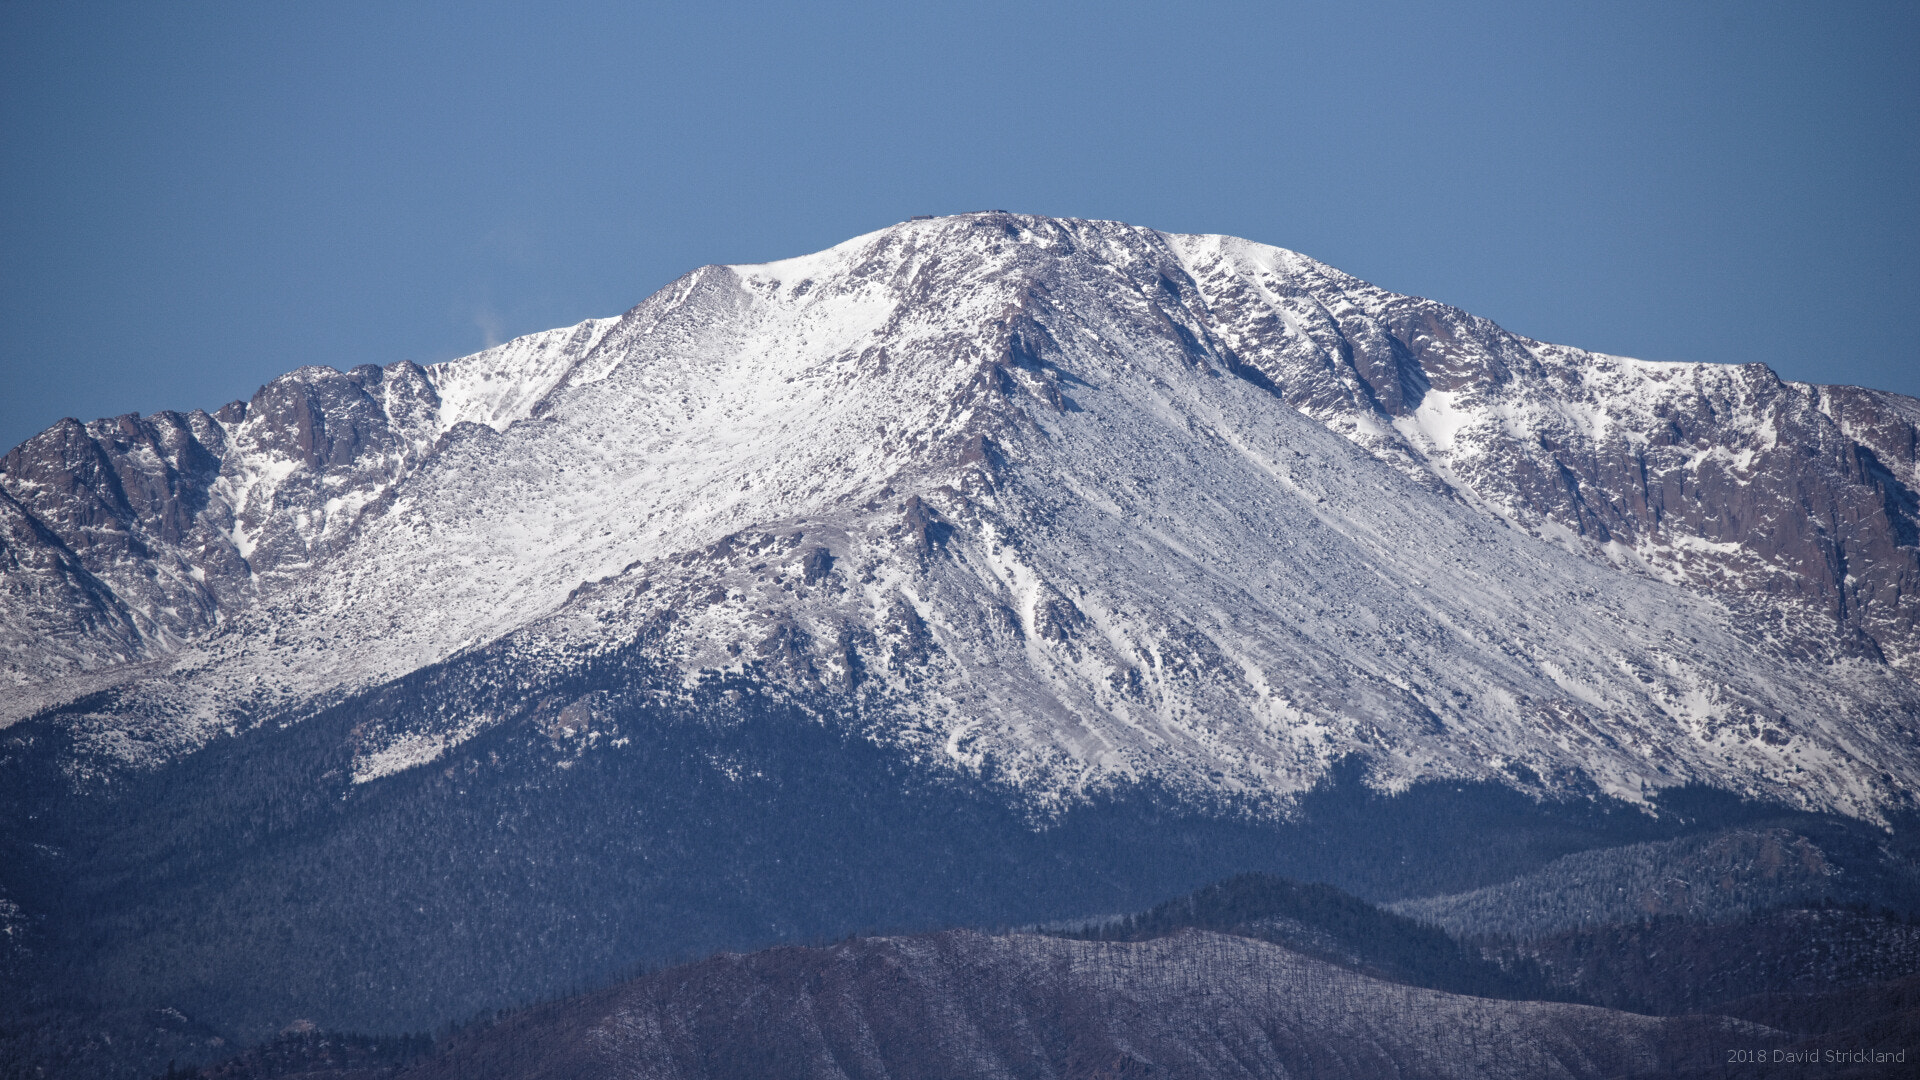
<box><xmin>3</xmin><ymin>1</ymin><xmax>1915</xmax><ymax>452</ymax></box>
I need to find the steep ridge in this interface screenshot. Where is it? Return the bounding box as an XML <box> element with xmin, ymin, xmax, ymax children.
<box><xmin>1176</xmin><ymin>234</ymin><xmax>1920</xmax><ymax>673</ymax></box>
<box><xmin>0</xmin><ymin>486</ymin><xmax>144</xmax><ymax>682</ymax></box>
<box><xmin>4</xmin><ymin>214</ymin><xmax>1919</xmax><ymax>818</ymax></box>
<box><xmin>0</xmin><ymin>320</ymin><xmax>615</xmax><ymax>708</ymax></box>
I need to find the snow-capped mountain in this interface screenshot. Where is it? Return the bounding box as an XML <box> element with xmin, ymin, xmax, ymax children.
<box><xmin>4</xmin><ymin>213</ymin><xmax>1918</xmax><ymax>818</ymax></box>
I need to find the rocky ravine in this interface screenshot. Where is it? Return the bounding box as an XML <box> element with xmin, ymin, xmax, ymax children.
<box><xmin>3</xmin><ymin>213</ymin><xmax>1918</xmax><ymax>818</ymax></box>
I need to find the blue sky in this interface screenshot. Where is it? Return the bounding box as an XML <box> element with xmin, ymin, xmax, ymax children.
<box><xmin>3</xmin><ymin>1</ymin><xmax>1915</xmax><ymax>451</ymax></box>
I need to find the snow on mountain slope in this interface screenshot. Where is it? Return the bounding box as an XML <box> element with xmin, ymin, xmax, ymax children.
<box><xmin>426</xmin><ymin>317</ymin><xmax>619</xmax><ymax>431</ymax></box>
<box><xmin>1170</xmin><ymin>234</ymin><xmax>1920</xmax><ymax>673</ymax></box>
<box><xmin>0</xmin><ymin>325</ymin><xmax>616</xmax><ymax>710</ymax></box>
<box><xmin>16</xmin><ymin>214</ymin><xmax>1917</xmax><ymax>822</ymax></box>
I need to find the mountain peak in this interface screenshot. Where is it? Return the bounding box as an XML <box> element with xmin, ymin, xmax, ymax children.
<box><xmin>5</xmin><ymin>219</ymin><xmax>1919</xmax><ymax>822</ymax></box>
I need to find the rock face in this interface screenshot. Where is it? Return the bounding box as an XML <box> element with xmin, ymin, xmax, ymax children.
<box><xmin>0</xmin><ymin>320</ymin><xmax>615</xmax><ymax>700</ymax></box>
<box><xmin>0</xmin><ymin>484</ymin><xmax>145</xmax><ymax>683</ymax></box>
<box><xmin>0</xmin><ymin>367</ymin><xmax>443</xmax><ymax>686</ymax></box>
<box><xmin>3</xmin><ymin>214</ymin><xmax>1918</xmax><ymax>817</ymax></box>
<box><xmin>405</xmin><ymin>929</ymin><xmax>1762</xmax><ymax>1080</ymax></box>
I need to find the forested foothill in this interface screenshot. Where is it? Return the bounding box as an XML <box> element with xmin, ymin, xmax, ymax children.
<box><xmin>126</xmin><ymin>870</ymin><xmax>1920</xmax><ymax>1080</ymax></box>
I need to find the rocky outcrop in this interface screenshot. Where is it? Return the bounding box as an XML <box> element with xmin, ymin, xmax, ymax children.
<box><xmin>0</xmin><ymin>364</ymin><xmax>438</xmax><ymax>685</ymax></box>
<box><xmin>209</xmin><ymin>361</ymin><xmax>443</xmax><ymax>580</ymax></box>
<box><xmin>0</xmin><ymin>487</ymin><xmax>144</xmax><ymax>685</ymax></box>
<box><xmin>1</xmin><ymin>409</ymin><xmax>232</xmax><ymax>677</ymax></box>
<box><xmin>0</xmin><ymin>334</ymin><xmax>609</xmax><ymax>695</ymax></box>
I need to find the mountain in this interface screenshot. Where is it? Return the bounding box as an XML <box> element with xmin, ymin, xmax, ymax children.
<box><xmin>3</xmin><ymin>213</ymin><xmax>1918</xmax><ymax>1078</ymax></box>
<box><xmin>7</xmin><ymin>213</ymin><xmax>1919</xmax><ymax>810</ymax></box>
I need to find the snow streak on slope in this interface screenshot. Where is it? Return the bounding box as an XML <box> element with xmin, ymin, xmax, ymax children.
<box><xmin>17</xmin><ymin>215</ymin><xmax>1920</xmax><ymax>821</ymax></box>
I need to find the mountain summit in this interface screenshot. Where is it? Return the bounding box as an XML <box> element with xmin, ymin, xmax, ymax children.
<box><xmin>5</xmin><ymin>213</ymin><xmax>1919</xmax><ymax>817</ymax></box>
